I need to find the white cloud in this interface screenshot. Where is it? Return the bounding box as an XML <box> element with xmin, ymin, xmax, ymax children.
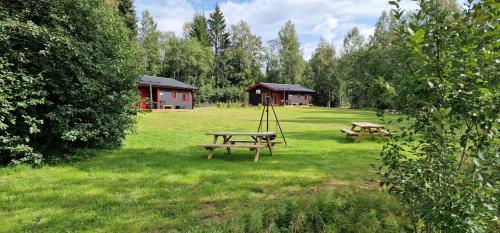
<box><xmin>136</xmin><ymin>0</ymin><xmax>420</xmax><ymax>59</ymax></box>
<box><xmin>302</xmin><ymin>42</ymin><xmax>318</xmax><ymax>60</ymax></box>
<box><xmin>135</xmin><ymin>0</ymin><xmax>195</xmax><ymax>35</ymax></box>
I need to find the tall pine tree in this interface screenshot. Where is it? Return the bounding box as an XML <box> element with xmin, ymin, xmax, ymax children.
<box><xmin>118</xmin><ymin>0</ymin><xmax>137</xmax><ymax>38</ymax></box>
<box><xmin>208</xmin><ymin>4</ymin><xmax>230</xmax><ymax>87</ymax></box>
<box><xmin>189</xmin><ymin>12</ymin><xmax>210</xmax><ymax>47</ymax></box>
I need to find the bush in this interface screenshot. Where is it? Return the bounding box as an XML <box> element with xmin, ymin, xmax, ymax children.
<box><xmin>196</xmin><ymin>85</ymin><xmax>247</xmax><ymax>104</ymax></box>
<box><xmin>0</xmin><ymin>0</ymin><xmax>138</xmax><ymax>164</ymax></box>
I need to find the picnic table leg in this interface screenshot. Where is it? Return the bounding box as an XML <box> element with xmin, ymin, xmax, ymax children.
<box><xmin>378</xmin><ymin>128</ymin><xmax>385</xmax><ymax>141</ymax></box>
<box><xmin>266</xmin><ymin>137</ymin><xmax>273</xmax><ymax>156</ymax></box>
<box><xmin>223</xmin><ymin>135</ymin><xmax>231</xmax><ymax>154</ymax></box>
<box><xmin>254</xmin><ymin>136</ymin><xmax>262</xmax><ymax>162</ymax></box>
<box><xmin>208</xmin><ymin>135</ymin><xmax>219</xmax><ymax>160</ymax></box>
<box><xmin>354</xmin><ymin>128</ymin><xmax>365</xmax><ymax>143</ymax></box>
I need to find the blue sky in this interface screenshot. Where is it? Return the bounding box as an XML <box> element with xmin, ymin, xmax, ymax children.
<box><xmin>134</xmin><ymin>0</ymin><xmax>465</xmax><ymax>59</ymax></box>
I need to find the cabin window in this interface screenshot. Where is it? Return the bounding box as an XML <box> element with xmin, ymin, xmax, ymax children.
<box><xmin>298</xmin><ymin>93</ymin><xmax>301</xmax><ymax>99</ymax></box>
<box><xmin>171</xmin><ymin>91</ymin><xmax>177</xmax><ymax>99</ymax></box>
<box><xmin>182</xmin><ymin>92</ymin><xmax>189</xmax><ymax>101</ymax></box>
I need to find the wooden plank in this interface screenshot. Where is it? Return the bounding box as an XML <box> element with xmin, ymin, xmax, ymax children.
<box><xmin>223</xmin><ymin>135</ymin><xmax>231</xmax><ymax>154</ymax></box>
<box><xmin>380</xmin><ymin>129</ymin><xmax>393</xmax><ymax>136</ymax></box>
<box><xmin>350</xmin><ymin>122</ymin><xmax>384</xmax><ymax>128</ymax></box>
<box><xmin>341</xmin><ymin>128</ymin><xmax>360</xmax><ymax>136</ymax></box>
<box><xmin>229</xmin><ymin>140</ymin><xmax>282</xmax><ymax>146</ymax></box>
<box><xmin>198</xmin><ymin>144</ymin><xmax>266</xmax><ymax>148</ymax></box>
<box><xmin>207</xmin><ymin>132</ymin><xmax>276</xmax><ymax>136</ymax></box>
<box><xmin>208</xmin><ymin>135</ymin><xmax>219</xmax><ymax>160</ymax></box>
<box><xmin>254</xmin><ymin>136</ymin><xmax>262</xmax><ymax>162</ymax></box>
<box><xmin>228</xmin><ymin>140</ymin><xmax>257</xmax><ymax>143</ymax></box>
<box><xmin>266</xmin><ymin>136</ymin><xmax>273</xmax><ymax>156</ymax></box>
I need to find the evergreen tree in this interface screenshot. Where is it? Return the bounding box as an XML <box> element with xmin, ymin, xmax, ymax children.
<box><xmin>189</xmin><ymin>12</ymin><xmax>210</xmax><ymax>47</ymax></box>
<box><xmin>208</xmin><ymin>4</ymin><xmax>230</xmax><ymax>87</ymax></box>
<box><xmin>138</xmin><ymin>10</ymin><xmax>161</xmax><ymax>75</ymax></box>
<box><xmin>278</xmin><ymin>20</ymin><xmax>304</xmax><ymax>84</ymax></box>
<box><xmin>118</xmin><ymin>0</ymin><xmax>137</xmax><ymax>37</ymax></box>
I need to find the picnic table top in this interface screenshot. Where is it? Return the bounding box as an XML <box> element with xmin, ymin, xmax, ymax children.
<box><xmin>350</xmin><ymin>122</ymin><xmax>384</xmax><ymax>128</ymax></box>
<box><xmin>207</xmin><ymin>131</ymin><xmax>276</xmax><ymax>136</ymax></box>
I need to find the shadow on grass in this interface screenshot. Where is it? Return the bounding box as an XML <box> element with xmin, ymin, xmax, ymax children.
<box><xmin>2</xmin><ymin>145</ymin><xmax>386</xmax><ymax>232</ymax></box>
<box><xmin>279</xmin><ymin>116</ymin><xmax>381</xmax><ymax>125</ymax></box>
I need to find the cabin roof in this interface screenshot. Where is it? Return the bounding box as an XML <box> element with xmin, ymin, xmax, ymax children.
<box><xmin>247</xmin><ymin>82</ymin><xmax>315</xmax><ymax>93</ymax></box>
<box><xmin>139</xmin><ymin>75</ymin><xmax>197</xmax><ymax>90</ymax></box>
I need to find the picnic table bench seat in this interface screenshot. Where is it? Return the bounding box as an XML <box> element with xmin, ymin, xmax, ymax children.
<box><xmin>227</xmin><ymin>140</ymin><xmax>282</xmax><ymax>146</ymax></box>
<box><xmin>200</xmin><ymin>131</ymin><xmax>277</xmax><ymax>162</ymax></box>
<box><xmin>380</xmin><ymin>129</ymin><xmax>393</xmax><ymax>136</ymax></box>
<box><xmin>198</xmin><ymin>144</ymin><xmax>266</xmax><ymax>149</ymax></box>
<box><xmin>341</xmin><ymin>128</ymin><xmax>360</xmax><ymax>136</ymax></box>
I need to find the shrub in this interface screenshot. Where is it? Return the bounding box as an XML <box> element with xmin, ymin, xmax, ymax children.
<box><xmin>0</xmin><ymin>0</ymin><xmax>139</xmax><ymax>164</ymax></box>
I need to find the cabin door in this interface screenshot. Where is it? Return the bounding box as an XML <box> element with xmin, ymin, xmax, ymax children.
<box><xmin>139</xmin><ymin>87</ymin><xmax>150</xmax><ymax>109</ymax></box>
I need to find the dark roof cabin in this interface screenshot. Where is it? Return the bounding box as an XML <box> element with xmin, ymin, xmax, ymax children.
<box><xmin>246</xmin><ymin>82</ymin><xmax>315</xmax><ymax>106</ymax></box>
<box><xmin>138</xmin><ymin>75</ymin><xmax>197</xmax><ymax>110</ymax></box>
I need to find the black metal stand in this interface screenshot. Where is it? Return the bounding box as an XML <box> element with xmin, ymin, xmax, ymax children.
<box><xmin>257</xmin><ymin>96</ymin><xmax>287</xmax><ymax>146</ymax></box>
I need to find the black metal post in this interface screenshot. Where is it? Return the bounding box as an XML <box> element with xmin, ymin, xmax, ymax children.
<box><xmin>266</xmin><ymin>96</ymin><xmax>269</xmax><ymax>132</ymax></box>
<box><xmin>269</xmin><ymin>100</ymin><xmax>287</xmax><ymax>146</ymax></box>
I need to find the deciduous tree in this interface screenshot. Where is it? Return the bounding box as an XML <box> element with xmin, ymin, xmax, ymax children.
<box><xmin>138</xmin><ymin>10</ymin><xmax>161</xmax><ymax>76</ymax></box>
<box><xmin>278</xmin><ymin>20</ymin><xmax>304</xmax><ymax>84</ymax></box>
<box><xmin>380</xmin><ymin>1</ymin><xmax>499</xmax><ymax>232</ymax></box>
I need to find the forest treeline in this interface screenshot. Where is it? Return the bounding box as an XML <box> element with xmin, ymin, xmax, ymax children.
<box><xmin>134</xmin><ymin>1</ymin><xmax>463</xmax><ymax>109</ymax></box>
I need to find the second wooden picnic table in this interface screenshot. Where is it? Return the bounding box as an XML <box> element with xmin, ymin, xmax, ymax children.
<box><xmin>341</xmin><ymin>122</ymin><xmax>391</xmax><ymax>142</ymax></box>
<box><xmin>198</xmin><ymin>131</ymin><xmax>276</xmax><ymax>162</ymax></box>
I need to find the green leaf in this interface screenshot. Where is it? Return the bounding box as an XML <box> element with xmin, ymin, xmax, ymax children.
<box><xmin>388</xmin><ymin>1</ymin><xmax>398</xmax><ymax>6</ymax></box>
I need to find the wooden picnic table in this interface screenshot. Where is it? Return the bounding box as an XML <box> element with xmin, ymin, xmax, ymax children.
<box><xmin>199</xmin><ymin>131</ymin><xmax>277</xmax><ymax>162</ymax></box>
<box><xmin>341</xmin><ymin>122</ymin><xmax>391</xmax><ymax>142</ymax></box>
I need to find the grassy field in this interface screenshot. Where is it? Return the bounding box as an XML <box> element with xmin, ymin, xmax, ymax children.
<box><xmin>0</xmin><ymin>107</ymin><xmax>405</xmax><ymax>232</ymax></box>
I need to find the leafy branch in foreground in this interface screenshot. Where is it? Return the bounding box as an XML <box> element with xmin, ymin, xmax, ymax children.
<box><xmin>380</xmin><ymin>0</ymin><xmax>499</xmax><ymax>232</ymax></box>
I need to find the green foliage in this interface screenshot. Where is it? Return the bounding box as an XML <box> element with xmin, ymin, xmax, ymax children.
<box><xmin>189</xmin><ymin>12</ymin><xmax>210</xmax><ymax>47</ymax></box>
<box><xmin>138</xmin><ymin>10</ymin><xmax>161</xmax><ymax>76</ymax></box>
<box><xmin>225</xmin><ymin>20</ymin><xmax>264</xmax><ymax>88</ymax></box>
<box><xmin>306</xmin><ymin>38</ymin><xmax>339</xmax><ymax>107</ymax></box>
<box><xmin>380</xmin><ymin>0</ymin><xmax>499</xmax><ymax>232</ymax></box>
<box><xmin>160</xmin><ymin>34</ymin><xmax>213</xmax><ymax>88</ymax></box>
<box><xmin>264</xmin><ymin>39</ymin><xmax>283</xmax><ymax>83</ymax></box>
<box><xmin>118</xmin><ymin>0</ymin><xmax>137</xmax><ymax>38</ymax></box>
<box><xmin>278</xmin><ymin>20</ymin><xmax>305</xmax><ymax>85</ymax></box>
<box><xmin>197</xmin><ymin>86</ymin><xmax>246</xmax><ymax>103</ymax></box>
<box><xmin>208</xmin><ymin>4</ymin><xmax>231</xmax><ymax>88</ymax></box>
<box><xmin>0</xmin><ymin>0</ymin><xmax>138</xmax><ymax>164</ymax></box>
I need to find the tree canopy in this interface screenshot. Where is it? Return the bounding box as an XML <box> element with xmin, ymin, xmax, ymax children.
<box><xmin>0</xmin><ymin>0</ymin><xmax>139</xmax><ymax>164</ymax></box>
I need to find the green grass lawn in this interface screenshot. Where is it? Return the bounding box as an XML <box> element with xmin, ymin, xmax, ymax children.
<box><xmin>0</xmin><ymin>107</ymin><xmax>404</xmax><ymax>232</ymax></box>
